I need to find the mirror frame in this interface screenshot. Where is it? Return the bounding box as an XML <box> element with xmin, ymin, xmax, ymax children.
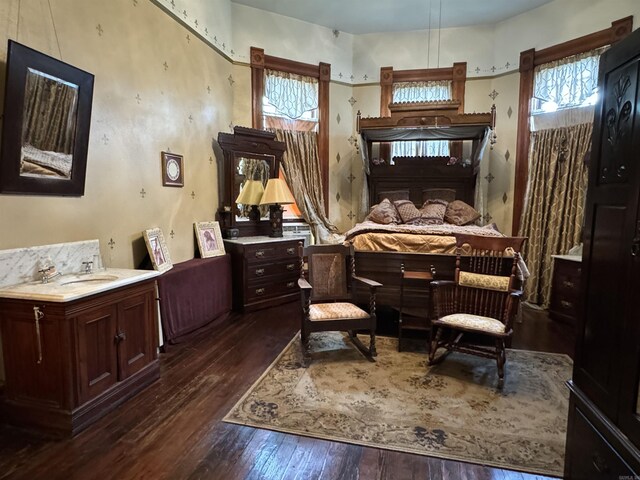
<box><xmin>217</xmin><ymin>126</ymin><xmax>285</xmax><ymax>237</ymax></box>
<box><xmin>0</xmin><ymin>40</ymin><xmax>95</xmax><ymax>196</ymax></box>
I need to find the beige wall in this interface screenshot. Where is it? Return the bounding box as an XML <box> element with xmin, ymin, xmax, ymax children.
<box><xmin>0</xmin><ymin>0</ymin><xmax>233</xmax><ymax>267</ymax></box>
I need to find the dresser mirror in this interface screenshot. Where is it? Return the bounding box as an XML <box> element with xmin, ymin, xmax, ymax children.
<box><xmin>234</xmin><ymin>154</ymin><xmax>272</xmax><ymax>221</ymax></box>
<box><xmin>217</xmin><ymin>126</ymin><xmax>286</xmax><ymax>237</ymax></box>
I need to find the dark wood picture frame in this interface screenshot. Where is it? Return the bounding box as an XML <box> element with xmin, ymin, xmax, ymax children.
<box><xmin>0</xmin><ymin>40</ymin><xmax>94</xmax><ymax>196</ymax></box>
<box><xmin>161</xmin><ymin>152</ymin><xmax>184</xmax><ymax>187</ymax></box>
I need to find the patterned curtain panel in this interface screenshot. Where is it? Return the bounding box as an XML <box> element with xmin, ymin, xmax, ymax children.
<box><xmin>392</xmin><ymin>80</ymin><xmax>452</xmax><ymax>103</ymax></box>
<box><xmin>533</xmin><ymin>47</ymin><xmax>606</xmax><ymax>112</ymax></box>
<box><xmin>270</xmin><ymin>129</ymin><xmax>342</xmax><ymax>244</ymax></box>
<box><xmin>520</xmin><ymin>122</ymin><xmax>591</xmax><ymax>307</ymax></box>
<box><xmin>392</xmin><ymin>80</ymin><xmax>452</xmax><ymax>157</ymax></box>
<box><xmin>265</xmin><ymin>69</ymin><xmax>318</xmax><ymax>120</ymax></box>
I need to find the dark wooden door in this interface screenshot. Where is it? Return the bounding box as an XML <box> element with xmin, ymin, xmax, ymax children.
<box><xmin>574</xmin><ymin>27</ymin><xmax>640</xmax><ymax>423</ymax></box>
<box><xmin>116</xmin><ymin>289</ymin><xmax>156</xmax><ymax>380</ymax></box>
<box><xmin>76</xmin><ymin>304</ymin><xmax>118</xmax><ymax>404</ymax></box>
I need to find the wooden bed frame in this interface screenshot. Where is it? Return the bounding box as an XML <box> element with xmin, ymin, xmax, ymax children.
<box><xmin>353</xmin><ymin>101</ymin><xmax>497</xmax><ymax>317</ymax></box>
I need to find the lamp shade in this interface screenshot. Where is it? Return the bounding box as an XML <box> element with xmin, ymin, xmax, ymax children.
<box><xmin>259</xmin><ymin>178</ymin><xmax>295</xmax><ymax>205</ymax></box>
<box><xmin>235</xmin><ymin>180</ymin><xmax>264</xmax><ymax>205</ymax></box>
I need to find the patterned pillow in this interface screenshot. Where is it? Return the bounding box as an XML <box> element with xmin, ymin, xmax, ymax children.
<box><xmin>393</xmin><ymin>200</ymin><xmax>422</xmax><ymax>224</ymax></box>
<box><xmin>367</xmin><ymin>198</ymin><xmax>401</xmax><ymax>224</ymax></box>
<box><xmin>444</xmin><ymin>200</ymin><xmax>481</xmax><ymax>226</ymax></box>
<box><xmin>419</xmin><ymin>199</ymin><xmax>448</xmax><ymax>225</ymax></box>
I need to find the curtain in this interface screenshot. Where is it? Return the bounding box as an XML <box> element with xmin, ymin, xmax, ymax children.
<box><xmin>533</xmin><ymin>47</ymin><xmax>606</xmax><ymax>112</ymax></box>
<box><xmin>22</xmin><ymin>69</ymin><xmax>78</xmax><ymax>153</ymax></box>
<box><xmin>391</xmin><ymin>80</ymin><xmax>452</xmax><ymax>158</ymax></box>
<box><xmin>520</xmin><ymin>122</ymin><xmax>591</xmax><ymax>307</ymax></box>
<box><xmin>392</xmin><ymin>80</ymin><xmax>452</xmax><ymax>103</ymax></box>
<box><xmin>265</xmin><ymin>69</ymin><xmax>318</xmax><ymax>120</ymax></box>
<box><xmin>270</xmin><ymin>129</ymin><xmax>342</xmax><ymax>244</ymax></box>
<box><xmin>264</xmin><ymin>116</ymin><xmax>316</xmax><ymax>132</ymax></box>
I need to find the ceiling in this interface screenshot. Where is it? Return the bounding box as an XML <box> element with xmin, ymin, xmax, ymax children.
<box><xmin>230</xmin><ymin>0</ymin><xmax>555</xmax><ymax>35</ymax></box>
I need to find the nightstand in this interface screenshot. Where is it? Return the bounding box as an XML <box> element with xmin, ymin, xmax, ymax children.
<box><xmin>549</xmin><ymin>255</ymin><xmax>582</xmax><ymax>325</ymax></box>
<box><xmin>224</xmin><ymin>236</ymin><xmax>303</xmax><ymax>312</ymax></box>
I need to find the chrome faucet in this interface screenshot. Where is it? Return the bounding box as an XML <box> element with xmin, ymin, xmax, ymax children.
<box><xmin>82</xmin><ymin>260</ymin><xmax>93</xmax><ymax>274</ymax></box>
<box><xmin>39</xmin><ymin>265</ymin><xmax>61</xmax><ymax>284</ymax></box>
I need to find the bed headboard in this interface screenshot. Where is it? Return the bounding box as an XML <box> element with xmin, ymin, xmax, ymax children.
<box><xmin>358</xmin><ymin>101</ymin><xmax>495</xmax><ymax>208</ymax></box>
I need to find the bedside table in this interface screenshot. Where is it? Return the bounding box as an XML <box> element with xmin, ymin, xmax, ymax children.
<box><xmin>224</xmin><ymin>236</ymin><xmax>303</xmax><ymax>312</ymax></box>
<box><xmin>549</xmin><ymin>254</ymin><xmax>582</xmax><ymax>325</ymax></box>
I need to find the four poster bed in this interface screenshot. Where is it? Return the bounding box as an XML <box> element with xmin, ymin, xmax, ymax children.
<box><xmin>349</xmin><ymin>100</ymin><xmax>503</xmax><ymax>311</ymax></box>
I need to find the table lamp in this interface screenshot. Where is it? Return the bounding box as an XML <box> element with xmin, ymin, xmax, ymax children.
<box><xmin>235</xmin><ymin>180</ymin><xmax>265</xmax><ymax>221</ymax></box>
<box><xmin>259</xmin><ymin>178</ymin><xmax>295</xmax><ymax>237</ymax></box>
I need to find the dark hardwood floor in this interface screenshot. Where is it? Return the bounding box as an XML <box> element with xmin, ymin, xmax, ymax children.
<box><xmin>0</xmin><ymin>301</ymin><xmax>573</xmax><ymax>480</ymax></box>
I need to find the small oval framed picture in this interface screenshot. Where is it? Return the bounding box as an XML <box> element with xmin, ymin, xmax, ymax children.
<box><xmin>161</xmin><ymin>151</ymin><xmax>183</xmax><ymax>187</ymax></box>
<box><xmin>194</xmin><ymin>221</ymin><xmax>225</xmax><ymax>258</ymax></box>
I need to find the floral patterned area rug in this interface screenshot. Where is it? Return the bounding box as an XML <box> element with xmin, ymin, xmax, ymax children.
<box><xmin>223</xmin><ymin>332</ymin><xmax>572</xmax><ymax>477</ymax></box>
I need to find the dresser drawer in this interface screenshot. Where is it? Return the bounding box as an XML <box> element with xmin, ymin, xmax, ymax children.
<box><xmin>244</xmin><ymin>241</ymin><xmax>300</xmax><ymax>264</ymax></box>
<box><xmin>549</xmin><ymin>257</ymin><xmax>581</xmax><ymax>324</ymax></box>
<box><xmin>566</xmin><ymin>405</ymin><xmax>635</xmax><ymax>479</ymax></box>
<box><xmin>245</xmin><ymin>277</ymin><xmax>299</xmax><ymax>302</ymax></box>
<box><xmin>245</xmin><ymin>258</ymin><xmax>300</xmax><ymax>281</ymax></box>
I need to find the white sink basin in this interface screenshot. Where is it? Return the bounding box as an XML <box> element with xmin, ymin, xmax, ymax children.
<box><xmin>0</xmin><ymin>268</ymin><xmax>160</xmax><ymax>302</ymax></box>
<box><xmin>58</xmin><ymin>274</ymin><xmax>119</xmax><ymax>286</ymax></box>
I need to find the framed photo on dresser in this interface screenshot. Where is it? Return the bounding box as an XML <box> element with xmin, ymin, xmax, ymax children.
<box><xmin>194</xmin><ymin>221</ymin><xmax>225</xmax><ymax>258</ymax></box>
<box><xmin>143</xmin><ymin>227</ymin><xmax>173</xmax><ymax>272</ymax></box>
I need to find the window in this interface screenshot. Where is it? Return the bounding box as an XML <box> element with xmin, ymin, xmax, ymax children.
<box><xmin>531</xmin><ymin>48</ymin><xmax>606</xmax><ymax>114</ymax></box>
<box><xmin>391</xmin><ymin>80</ymin><xmax>452</xmax><ymax>158</ymax></box>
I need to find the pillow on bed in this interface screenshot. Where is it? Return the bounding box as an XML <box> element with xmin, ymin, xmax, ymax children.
<box><xmin>419</xmin><ymin>199</ymin><xmax>448</xmax><ymax>225</ymax></box>
<box><xmin>367</xmin><ymin>198</ymin><xmax>402</xmax><ymax>224</ymax></box>
<box><xmin>377</xmin><ymin>190</ymin><xmax>410</xmax><ymax>203</ymax></box>
<box><xmin>393</xmin><ymin>200</ymin><xmax>422</xmax><ymax>224</ymax></box>
<box><xmin>444</xmin><ymin>200</ymin><xmax>481</xmax><ymax>225</ymax></box>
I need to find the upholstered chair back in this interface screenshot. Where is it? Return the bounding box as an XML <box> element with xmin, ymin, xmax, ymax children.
<box><xmin>303</xmin><ymin>244</ymin><xmax>353</xmax><ymax>303</ymax></box>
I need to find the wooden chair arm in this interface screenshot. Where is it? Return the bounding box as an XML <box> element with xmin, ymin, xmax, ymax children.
<box><xmin>352</xmin><ymin>275</ymin><xmax>382</xmax><ymax>289</ymax></box>
<box><xmin>298</xmin><ymin>278</ymin><xmax>312</xmax><ymax>290</ymax></box>
<box><xmin>431</xmin><ymin>281</ymin><xmax>456</xmax><ymax>318</ymax></box>
<box><xmin>431</xmin><ymin>280</ymin><xmax>456</xmax><ymax>289</ymax></box>
<box><xmin>510</xmin><ymin>290</ymin><xmax>524</xmax><ymax>299</ymax></box>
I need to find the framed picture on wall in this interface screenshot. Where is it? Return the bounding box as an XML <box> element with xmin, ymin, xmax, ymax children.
<box><xmin>143</xmin><ymin>227</ymin><xmax>173</xmax><ymax>272</ymax></box>
<box><xmin>161</xmin><ymin>152</ymin><xmax>184</xmax><ymax>187</ymax></box>
<box><xmin>194</xmin><ymin>221</ymin><xmax>225</xmax><ymax>258</ymax></box>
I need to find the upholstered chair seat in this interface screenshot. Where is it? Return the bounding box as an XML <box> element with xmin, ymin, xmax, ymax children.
<box><xmin>299</xmin><ymin>243</ymin><xmax>381</xmax><ymax>364</ymax></box>
<box><xmin>429</xmin><ymin>233</ymin><xmax>527</xmax><ymax>388</ymax></box>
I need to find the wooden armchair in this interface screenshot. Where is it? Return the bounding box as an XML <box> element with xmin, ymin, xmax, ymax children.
<box><xmin>428</xmin><ymin>234</ymin><xmax>526</xmax><ymax>388</ymax></box>
<box><xmin>298</xmin><ymin>243</ymin><xmax>381</xmax><ymax>364</ymax></box>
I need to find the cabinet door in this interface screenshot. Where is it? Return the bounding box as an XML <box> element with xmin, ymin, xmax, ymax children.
<box><xmin>574</xmin><ymin>30</ymin><xmax>640</xmax><ymax>419</ymax></box>
<box><xmin>76</xmin><ymin>304</ymin><xmax>119</xmax><ymax>404</ymax></box>
<box><xmin>116</xmin><ymin>289</ymin><xmax>157</xmax><ymax>380</ymax></box>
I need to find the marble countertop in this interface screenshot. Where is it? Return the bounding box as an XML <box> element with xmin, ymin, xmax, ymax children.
<box><xmin>551</xmin><ymin>254</ymin><xmax>582</xmax><ymax>262</ymax></box>
<box><xmin>0</xmin><ymin>268</ymin><xmax>160</xmax><ymax>302</ymax></box>
<box><xmin>223</xmin><ymin>235</ymin><xmax>305</xmax><ymax>245</ymax></box>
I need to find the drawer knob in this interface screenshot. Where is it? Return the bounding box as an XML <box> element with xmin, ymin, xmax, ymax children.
<box><xmin>286</xmin><ymin>263</ymin><xmax>295</xmax><ymax>271</ymax></box>
<box><xmin>287</xmin><ymin>282</ymin><xmax>295</xmax><ymax>288</ymax></box>
<box><xmin>255</xmin><ymin>268</ymin><xmax>265</xmax><ymax>276</ymax></box>
<box><xmin>255</xmin><ymin>288</ymin><xmax>265</xmax><ymax>296</ymax></box>
<box><xmin>562</xmin><ymin>280</ymin><xmax>575</xmax><ymax>288</ymax></box>
<box><xmin>255</xmin><ymin>250</ymin><xmax>265</xmax><ymax>258</ymax></box>
<box><xmin>286</xmin><ymin>247</ymin><xmax>295</xmax><ymax>255</ymax></box>
<box><xmin>560</xmin><ymin>300</ymin><xmax>573</xmax><ymax>309</ymax></box>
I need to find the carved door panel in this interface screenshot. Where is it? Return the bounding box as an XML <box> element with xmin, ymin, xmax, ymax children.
<box><xmin>76</xmin><ymin>304</ymin><xmax>118</xmax><ymax>404</ymax></box>
<box><xmin>116</xmin><ymin>289</ymin><xmax>156</xmax><ymax>380</ymax></box>
<box><xmin>574</xmin><ymin>30</ymin><xmax>640</xmax><ymax>421</ymax></box>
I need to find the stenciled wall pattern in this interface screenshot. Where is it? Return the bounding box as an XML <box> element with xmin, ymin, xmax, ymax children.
<box><xmin>0</xmin><ymin>0</ymin><xmax>233</xmax><ymax>266</ymax></box>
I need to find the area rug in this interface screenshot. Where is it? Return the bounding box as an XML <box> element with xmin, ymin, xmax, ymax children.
<box><xmin>224</xmin><ymin>332</ymin><xmax>572</xmax><ymax>476</ymax></box>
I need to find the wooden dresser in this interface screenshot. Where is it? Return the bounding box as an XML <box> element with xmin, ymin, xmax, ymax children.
<box><xmin>548</xmin><ymin>255</ymin><xmax>581</xmax><ymax>325</ymax></box>
<box><xmin>224</xmin><ymin>236</ymin><xmax>303</xmax><ymax>312</ymax></box>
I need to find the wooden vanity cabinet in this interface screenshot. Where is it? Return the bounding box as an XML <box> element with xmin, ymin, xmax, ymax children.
<box><xmin>0</xmin><ymin>279</ymin><xmax>159</xmax><ymax>436</ymax></box>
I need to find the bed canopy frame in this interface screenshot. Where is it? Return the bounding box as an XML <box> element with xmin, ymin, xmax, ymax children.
<box><xmin>357</xmin><ymin>100</ymin><xmax>496</xmax><ymax>208</ymax></box>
